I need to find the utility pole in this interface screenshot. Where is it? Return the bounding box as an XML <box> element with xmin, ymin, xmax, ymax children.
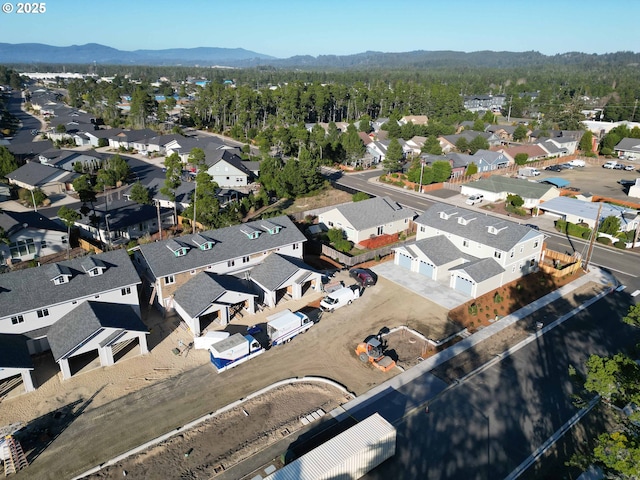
<box><xmin>507</xmin><ymin>95</ymin><xmax>513</xmax><ymax>123</ymax></box>
<box><xmin>583</xmin><ymin>202</ymin><xmax>603</xmax><ymax>273</ymax></box>
<box><xmin>192</xmin><ymin>178</ymin><xmax>197</xmax><ymax>235</ymax></box>
<box><xmin>156</xmin><ymin>200</ymin><xmax>163</xmax><ymax>240</ymax></box>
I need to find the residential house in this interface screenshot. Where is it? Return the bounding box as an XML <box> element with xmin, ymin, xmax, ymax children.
<box><xmin>501</xmin><ymin>144</ymin><xmax>549</xmax><ymax>163</ymax></box>
<box><xmin>444</xmin><ymin>153</ymin><xmax>474</xmax><ymax>177</ymax></box>
<box><xmin>614</xmin><ymin>138</ymin><xmax>640</xmax><ymax>161</ymax></box>
<box><xmin>6</xmin><ymin>140</ymin><xmax>53</xmax><ymax>163</ymax></box>
<box><xmin>131</xmin><ymin>215</ymin><xmax>307</xmax><ymax>314</ymax></box>
<box><xmin>6</xmin><ymin>161</ymin><xmax>77</xmax><ymax>195</ymax></box>
<box><xmin>405</xmin><ymin>136</ymin><xmax>426</xmax><ymax>155</ymax></box>
<box><xmin>486</xmin><ymin>125</ymin><xmax>520</xmax><ymax>143</ymax></box>
<box><xmin>0</xmin><ymin>334</ymin><xmax>35</xmax><ymax>393</ymax></box>
<box><xmin>83</xmin><ymin>128</ymin><xmax>123</xmax><ymax>148</ymax></box>
<box><xmin>108</xmin><ymin>129</ymin><xmax>157</xmax><ymax>150</ymax></box>
<box><xmin>372</xmin><ymin>118</ymin><xmax>391</xmax><ymax>132</ymax></box>
<box><xmin>538</xmin><ymin>136</ymin><xmax>578</xmax><ymax>156</ymax></box>
<box><xmin>318</xmin><ymin>196</ymin><xmax>416</xmax><ymax>244</ymax></box>
<box><xmin>204</xmin><ymin>150</ymin><xmax>255</xmax><ymax>188</ymax></box>
<box><xmin>438</xmin><ymin>131</ymin><xmax>501</xmax><ymax>154</ymax></box>
<box><xmin>0</xmin><ymin>250</ymin><xmax>145</xmax><ymax>382</ymax></box>
<box><xmin>399</xmin><ymin>115</ymin><xmax>429</xmax><ymax>126</ymax></box>
<box><xmin>468</xmin><ymin>149</ymin><xmax>511</xmax><ymax>172</ymax></box>
<box><xmin>0</xmin><ymin>210</ymin><xmax>69</xmax><ymax>265</ymax></box>
<box><xmin>74</xmin><ymin>197</ymin><xmax>174</xmax><ymax>247</ymax></box>
<box><xmin>39</xmin><ymin>148</ymin><xmax>110</xmax><ymax>173</ymax></box>
<box><xmin>463</xmin><ymin>94</ymin><xmax>506</xmax><ymax>112</ymax></box>
<box><xmin>394</xmin><ymin>203</ymin><xmax>544</xmax><ymax>298</ymax></box>
<box><xmin>460</xmin><ymin>176</ymin><xmax>560</xmax><ymax>209</ymax></box>
<box><xmin>537</xmin><ymin>196</ymin><xmax>640</xmax><ymax>233</ymax></box>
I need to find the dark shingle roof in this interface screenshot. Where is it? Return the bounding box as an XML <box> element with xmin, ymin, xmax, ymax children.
<box><xmin>329</xmin><ymin>196</ymin><xmax>415</xmax><ymax>231</ymax></box>
<box><xmin>0</xmin><ymin>249</ymin><xmax>141</xmax><ymax>318</ymax></box>
<box><xmin>249</xmin><ymin>253</ymin><xmax>315</xmax><ymax>291</ymax></box>
<box><xmin>173</xmin><ymin>272</ymin><xmax>256</xmax><ymax>318</ymax></box>
<box><xmin>137</xmin><ymin>215</ymin><xmax>306</xmax><ymax>279</ymax></box>
<box><xmin>47</xmin><ymin>301</ymin><xmax>147</xmax><ymax>361</ymax></box>
<box><xmin>415</xmin><ymin>203</ymin><xmax>539</xmax><ymax>252</ymax></box>
<box><xmin>5</xmin><ymin>162</ymin><xmax>71</xmax><ymax>186</ymax></box>
<box><xmin>0</xmin><ymin>334</ymin><xmax>33</xmax><ymax>369</ymax></box>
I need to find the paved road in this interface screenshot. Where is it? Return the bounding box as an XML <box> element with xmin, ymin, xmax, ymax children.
<box><xmin>362</xmin><ymin>289</ymin><xmax>639</xmax><ymax>480</ymax></box>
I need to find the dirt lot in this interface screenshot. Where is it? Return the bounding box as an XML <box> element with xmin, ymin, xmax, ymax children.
<box><xmin>1</xmin><ymin>271</ymin><xmax>452</xmax><ymax>480</ymax></box>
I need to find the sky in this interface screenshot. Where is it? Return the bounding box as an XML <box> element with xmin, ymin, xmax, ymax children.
<box><xmin>1</xmin><ymin>0</ymin><xmax>639</xmax><ymax>58</ymax></box>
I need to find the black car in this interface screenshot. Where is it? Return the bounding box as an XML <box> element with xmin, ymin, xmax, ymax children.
<box><xmin>349</xmin><ymin>268</ymin><xmax>377</xmax><ymax>287</ymax></box>
<box><xmin>545</xmin><ymin>165</ymin><xmax>562</xmax><ymax>172</ymax></box>
<box><xmin>524</xmin><ymin>223</ymin><xmax>540</xmax><ymax>230</ymax></box>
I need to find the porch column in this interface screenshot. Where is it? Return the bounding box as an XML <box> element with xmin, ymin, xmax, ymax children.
<box><xmin>189</xmin><ymin>317</ymin><xmax>201</xmax><ymax>336</ymax></box>
<box><xmin>21</xmin><ymin>371</ymin><xmax>35</xmax><ymax>392</ymax></box>
<box><xmin>292</xmin><ymin>283</ymin><xmax>303</xmax><ymax>299</ymax></box>
<box><xmin>245</xmin><ymin>297</ymin><xmax>255</xmax><ymax>315</ymax></box>
<box><xmin>59</xmin><ymin>358</ymin><xmax>72</xmax><ymax>380</ymax></box>
<box><xmin>218</xmin><ymin>308</ymin><xmax>229</xmax><ymax>327</ymax></box>
<box><xmin>99</xmin><ymin>345</ymin><xmax>115</xmax><ymax>367</ymax></box>
<box><xmin>138</xmin><ymin>333</ymin><xmax>149</xmax><ymax>355</ymax></box>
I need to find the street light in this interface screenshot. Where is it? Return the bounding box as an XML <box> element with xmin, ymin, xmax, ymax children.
<box><xmin>418</xmin><ymin>161</ymin><xmax>425</xmax><ymax>193</ymax></box>
<box><xmin>30</xmin><ymin>189</ymin><xmax>37</xmax><ymax>212</ymax></box>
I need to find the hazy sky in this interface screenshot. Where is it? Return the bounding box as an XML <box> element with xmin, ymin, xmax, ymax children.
<box><xmin>1</xmin><ymin>0</ymin><xmax>638</xmax><ymax>58</ymax></box>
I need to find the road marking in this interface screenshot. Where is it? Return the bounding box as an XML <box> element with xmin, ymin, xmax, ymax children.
<box><xmin>632</xmin><ymin>290</ymin><xmax>640</xmax><ymax>297</ymax></box>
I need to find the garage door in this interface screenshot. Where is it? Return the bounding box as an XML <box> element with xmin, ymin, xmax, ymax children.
<box><xmin>397</xmin><ymin>252</ymin><xmax>412</xmax><ymax>270</ymax></box>
<box><xmin>418</xmin><ymin>260</ymin><xmax>434</xmax><ymax>279</ymax></box>
<box><xmin>454</xmin><ymin>276</ymin><xmax>474</xmax><ymax>296</ymax></box>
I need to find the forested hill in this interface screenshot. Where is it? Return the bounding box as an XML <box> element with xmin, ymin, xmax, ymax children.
<box><xmin>0</xmin><ymin>43</ymin><xmax>639</xmax><ymax>69</ymax></box>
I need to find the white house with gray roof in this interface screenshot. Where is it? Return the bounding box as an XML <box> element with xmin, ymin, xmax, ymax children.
<box><xmin>131</xmin><ymin>215</ymin><xmax>307</xmax><ymax>314</ymax></box>
<box><xmin>394</xmin><ymin>203</ymin><xmax>544</xmax><ymax>298</ymax></box>
<box><xmin>537</xmin><ymin>196</ymin><xmax>640</xmax><ymax>233</ymax></box>
<box><xmin>0</xmin><ymin>250</ymin><xmax>144</xmax><ymax>383</ymax></box>
<box><xmin>318</xmin><ymin>197</ymin><xmax>416</xmax><ymax>244</ymax></box>
<box><xmin>614</xmin><ymin>138</ymin><xmax>640</xmax><ymax>161</ymax></box>
<box><xmin>461</xmin><ymin>176</ymin><xmax>560</xmax><ymax>209</ymax></box>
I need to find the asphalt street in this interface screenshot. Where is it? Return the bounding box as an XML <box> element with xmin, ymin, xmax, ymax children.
<box><xmin>363</xmin><ymin>289</ymin><xmax>638</xmax><ymax>480</ymax></box>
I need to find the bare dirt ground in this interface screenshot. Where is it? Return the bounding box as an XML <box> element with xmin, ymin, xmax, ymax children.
<box><xmin>383</xmin><ymin>329</ymin><xmax>433</xmax><ymax>370</ymax></box>
<box><xmin>2</xmin><ymin>273</ymin><xmax>450</xmax><ymax>480</ymax></box>
<box><xmin>86</xmin><ymin>382</ymin><xmax>350</xmax><ymax>480</ymax></box>
<box><xmin>283</xmin><ymin>187</ymin><xmax>353</xmax><ymax>215</ymax></box>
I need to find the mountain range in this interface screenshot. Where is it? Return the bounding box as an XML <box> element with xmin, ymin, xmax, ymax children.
<box><xmin>1</xmin><ymin>43</ymin><xmax>640</xmax><ymax>69</ymax></box>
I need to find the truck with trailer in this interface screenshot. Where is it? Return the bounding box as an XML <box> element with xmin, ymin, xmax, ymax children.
<box><xmin>208</xmin><ymin>333</ymin><xmax>264</xmax><ymax>373</ymax></box>
<box><xmin>320</xmin><ymin>285</ymin><xmax>361</xmax><ymax>312</ymax></box>
<box><xmin>267</xmin><ymin>309</ymin><xmax>314</xmax><ymax>346</ymax></box>
<box><xmin>264</xmin><ymin>413</ymin><xmax>396</xmax><ymax>480</ymax></box>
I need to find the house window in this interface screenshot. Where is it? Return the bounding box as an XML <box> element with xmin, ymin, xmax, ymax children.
<box><xmin>236</xmin><ymin>178</ymin><xmax>243</xmax><ymax>182</ymax></box>
<box><xmin>377</xmin><ymin>226</ymin><xmax>384</xmax><ymax>235</ymax></box>
<box><xmin>293</xmin><ymin>243</ymin><xmax>299</xmax><ymax>250</ymax></box>
<box><xmin>494</xmin><ymin>250</ymin><xmax>502</xmax><ymax>259</ymax></box>
<box><xmin>41</xmin><ymin>241</ymin><xmax>47</xmax><ymax>249</ymax></box>
<box><xmin>164</xmin><ymin>275</ymin><xmax>175</xmax><ymax>285</ymax></box>
<box><xmin>520</xmin><ymin>245</ymin><xmax>524</xmax><ymax>253</ymax></box>
<box><xmin>94</xmin><ymin>295</ymin><xmax>100</xmax><ymax>299</ymax></box>
<box><xmin>534</xmin><ymin>240</ymin><xmax>539</xmax><ymax>248</ymax></box>
<box><xmin>510</xmin><ymin>250</ymin><xmax>514</xmax><ymax>258</ymax></box>
<box><xmin>9</xmin><ymin>239</ymin><xmax>36</xmax><ymax>258</ymax></box>
<box><xmin>242</xmin><ymin>256</ymin><xmax>250</xmax><ymax>263</ymax></box>
<box><xmin>121</xmin><ymin>287</ymin><xmax>131</xmax><ymax>295</ymax></box>
<box><xmin>420</xmin><ymin>226</ymin><xmax>425</xmax><ymax>233</ymax></box>
<box><xmin>37</xmin><ymin>308</ymin><xmax>49</xmax><ymax>318</ymax></box>
<box><xmin>72</xmin><ymin>300</ymin><xmax>77</xmax><ymax>304</ymax></box>
<box><xmin>463</xmin><ymin>239</ymin><xmax>469</xmax><ymax>247</ymax></box>
<box><xmin>54</xmin><ymin>276</ymin><xmax>66</xmax><ymax>285</ymax></box>
<box><xmin>328</xmin><ymin>221</ymin><xmax>334</xmax><ymax>227</ymax></box>
<box><xmin>11</xmin><ymin>315</ymin><xmax>24</xmax><ymax>325</ymax></box>
<box><xmin>512</xmin><ymin>266</ymin><xmax>516</xmax><ymax>273</ymax></box>
<box><xmin>530</xmin><ymin>258</ymin><xmax>536</xmax><ymax>267</ymax></box>
<box><xmin>228</xmin><ymin>260</ymin><xmax>235</xmax><ymax>267</ymax></box>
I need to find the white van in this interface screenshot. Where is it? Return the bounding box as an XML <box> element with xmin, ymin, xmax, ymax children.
<box><xmin>567</xmin><ymin>159</ymin><xmax>586</xmax><ymax>167</ymax></box>
<box><xmin>320</xmin><ymin>285</ymin><xmax>360</xmax><ymax>312</ymax></box>
<box><xmin>603</xmin><ymin>160</ymin><xmax>617</xmax><ymax>169</ymax></box>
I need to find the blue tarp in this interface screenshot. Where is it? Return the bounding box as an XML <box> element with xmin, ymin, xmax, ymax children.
<box><xmin>539</xmin><ymin>177</ymin><xmax>570</xmax><ymax>188</ymax></box>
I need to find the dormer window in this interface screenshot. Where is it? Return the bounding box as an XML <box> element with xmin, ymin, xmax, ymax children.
<box><xmin>81</xmin><ymin>257</ymin><xmax>106</xmax><ymax>276</ymax></box>
<box><xmin>166</xmin><ymin>239</ymin><xmax>189</xmax><ymax>257</ymax></box>
<box><xmin>261</xmin><ymin>221</ymin><xmax>281</xmax><ymax>235</ymax></box>
<box><xmin>240</xmin><ymin>226</ymin><xmax>261</xmax><ymax>239</ymax></box>
<box><xmin>46</xmin><ymin>264</ymin><xmax>72</xmax><ymax>284</ymax></box>
<box><xmin>192</xmin><ymin>234</ymin><xmax>215</xmax><ymax>251</ymax></box>
<box><xmin>438</xmin><ymin>209</ymin><xmax>458</xmax><ymax>220</ymax></box>
<box><xmin>487</xmin><ymin>224</ymin><xmax>508</xmax><ymax>235</ymax></box>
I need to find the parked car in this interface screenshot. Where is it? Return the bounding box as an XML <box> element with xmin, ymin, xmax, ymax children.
<box><xmin>603</xmin><ymin>161</ymin><xmax>617</xmax><ymax>169</ymax></box>
<box><xmin>618</xmin><ymin>179</ymin><xmax>637</xmax><ymax>187</ymax></box>
<box><xmin>560</xmin><ymin>163</ymin><xmax>574</xmax><ymax>169</ymax></box>
<box><xmin>567</xmin><ymin>159</ymin><xmax>586</xmax><ymax>167</ymax></box>
<box><xmin>349</xmin><ymin>268</ymin><xmax>377</xmax><ymax>287</ymax></box>
<box><xmin>614</xmin><ymin>163</ymin><xmax>625</xmax><ymax>170</ymax></box>
<box><xmin>624</xmin><ymin>164</ymin><xmax>635</xmax><ymax>171</ymax></box>
<box><xmin>466</xmin><ymin>194</ymin><xmax>484</xmax><ymax>205</ymax></box>
<box><xmin>524</xmin><ymin>223</ymin><xmax>540</xmax><ymax>230</ymax></box>
<box><xmin>545</xmin><ymin>165</ymin><xmax>563</xmax><ymax>172</ymax></box>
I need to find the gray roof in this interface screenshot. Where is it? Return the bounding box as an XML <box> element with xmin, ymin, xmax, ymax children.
<box><xmin>615</xmin><ymin>137</ymin><xmax>640</xmax><ymax>152</ymax></box>
<box><xmin>538</xmin><ymin>196</ymin><xmax>638</xmax><ymax>224</ymax></box>
<box><xmin>329</xmin><ymin>196</ymin><xmax>415</xmax><ymax>231</ymax></box>
<box><xmin>464</xmin><ymin>176</ymin><xmax>556</xmax><ymax>198</ymax></box>
<box><xmin>204</xmin><ymin>150</ymin><xmax>251</xmax><ymax>176</ymax></box>
<box><xmin>5</xmin><ymin>162</ymin><xmax>72</xmax><ymax>186</ymax></box>
<box><xmin>0</xmin><ymin>210</ymin><xmax>66</xmax><ymax>237</ymax></box>
<box><xmin>74</xmin><ymin>197</ymin><xmax>170</xmax><ymax>231</ymax></box>
<box><xmin>0</xmin><ymin>249</ymin><xmax>141</xmax><ymax>318</ymax></box>
<box><xmin>415</xmin><ymin>203</ymin><xmax>539</xmax><ymax>252</ymax></box>
<box><xmin>249</xmin><ymin>253</ymin><xmax>315</xmax><ymax>291</ymax></box>
<box><xmin>450</xmin><ymin>257</ymin><xmax>505</xmax><ymax>282</ymax></box>
<box><xmin>173</xmin><ymin>272</ymin><xmax>255</xmax><ymax>318</ymax></box>
<box><xmin>137</xmin><ymin>215</ymin><xmax>306</xmax><ymax>279</ymax></box>
<box><xmin>47</xmin><ymin>301</ymin><xmax>147</xmax><ymax>362</ymax></box>
<box><xmin>408</xmin><ymin>236</ymin><xmax>477</xmax><ymax>266</ymax></box>
<box><xmin>0</xmin><ymin>334</ymin><xmax>33</xmax><ymax>369</ymax></box>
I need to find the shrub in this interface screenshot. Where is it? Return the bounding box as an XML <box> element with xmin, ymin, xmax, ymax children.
<box><xmin>614</xmin><ymin>241</ymin><xmax>626</xmax><ymax>249</ymax></box>
<box><xmin>596</xmin><ymin>237</ymin><xmax>611</xmax><ymax>245</ymax></box>
<box><xmin>493</xmin><ymin>292</ymin><xmax>503</xmax><ymax>304</ymax></box>
<box><xmin>334</xmin><ymin>238</ymin><xmax>352</xmax><ymax>253</ymax></box>
<box><xmin>582</xmin><ymin>231</ymin><xmax>591</xmax><ymax>239</ymax></box>
<box><xmin>468</xmin><ymin>303</ymin><xmax>478</xmax><ymax>316</ymax></box>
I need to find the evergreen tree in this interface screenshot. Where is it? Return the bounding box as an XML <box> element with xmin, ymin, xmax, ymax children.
<box><xmin>129</xmin><ymin>181</ymin><xmax>151</xmax><ymax>205</ymax></box>
<box><xmin>383</xmin><ymin>138</ymin><xmax>404</xmax><ymax>172</ymax></box>
<box><xmin>160</xmin><ymin>153</ymin><xmax>183</xmax><ymax>226</ymax></box>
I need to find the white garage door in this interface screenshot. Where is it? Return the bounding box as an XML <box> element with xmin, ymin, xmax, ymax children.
<box><xmin>454</xmin><ymin>276</ymin><xmax>474</xmax><ymax>296</ymax></box>
<box><xmin>397</xmin><ymin>252</ymin><xmax>412</xmax><ymax>270</ymax></box>
<box><xmin>418</xmin><ymin>261</ymin><xmax>435</xmax><ymax>279</ymax></box>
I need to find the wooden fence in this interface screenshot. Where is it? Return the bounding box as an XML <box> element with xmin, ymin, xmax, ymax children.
<box><xmin>321</xmin><ymin>237</ymin><xmax>414</xmax><ymax>268</ymax></box>
<box><xmin>539</xmin><ymin>249</ymin><xmax>582</xmax><ymax>277</ymax></box>
<box><xmin>78</xmin><ymin>238</ymin><xmax>103</xmax><ymax>254</ymax></box>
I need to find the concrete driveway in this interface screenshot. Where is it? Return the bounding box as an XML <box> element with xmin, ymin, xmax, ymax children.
<box><xmin>372</xmin><ymin>262</ymin><xmax>471</xmax><ymax>310</ymax></box>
